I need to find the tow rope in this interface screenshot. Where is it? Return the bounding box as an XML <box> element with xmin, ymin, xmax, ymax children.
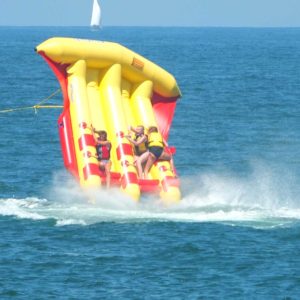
<box><xmin>0</xmin><ymin>89</ymin><xmax>63</xmax><ymax>114</ymax></box>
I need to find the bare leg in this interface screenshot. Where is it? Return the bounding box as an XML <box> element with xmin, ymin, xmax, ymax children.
<box><xmin>169</xmin><ymin>157</ymin><xmax>175</xmax><ymax>173</ymax></box>
<box><xmin>136</xmin><ymin>151</ymin><xmax>149</xmax><ymax>178</ymax></box>
<box><xmin>159</xmin><ymin>151</ymin><xmax>171</xmax><ymax>161</ymax></box>
<box><xmin>144</xmin><ymin>153</ymin><xmax>156</xmax><ymax>179</ymax></box>
<box><xmin>159</xmin><ymin>151</ymin><xmax>174</xmax><ymax>172</ymax></box>
<box><xmin>105</xmin><ymin>161</ymin><xmax>111</xmax><ymax>188</ymax></box>
<box><xmin>99</xmin><ymin>161</ymin><xmax>112</xmax><ymax>188</ymax></box>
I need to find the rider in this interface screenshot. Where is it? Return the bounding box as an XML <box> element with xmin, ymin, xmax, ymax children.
<box><xmin>126</xmin><ymin>125</ymin><xmax>148</xmax><ymax>178</ymax></box>
<box><xmin>92</xmin><ymin>129</ymin><xmax>112</xmax><ymax>188</ymax></box>
<box><xmin>143</xmin><ymin>126</ymin><xmax>174</xmax><ymax>179</ymax></box>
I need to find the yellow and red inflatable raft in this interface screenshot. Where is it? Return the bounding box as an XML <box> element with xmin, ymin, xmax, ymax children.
<box><xmin>36</xmin><ymin>37</ymin><xmax>181</xmax><ymax>204</ymax></box>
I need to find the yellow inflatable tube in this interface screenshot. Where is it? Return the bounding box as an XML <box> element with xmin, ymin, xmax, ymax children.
<box><xmin>36</xmin><ymin>37</ymin><xmax>181</xmax><ymax>203</ymax></box>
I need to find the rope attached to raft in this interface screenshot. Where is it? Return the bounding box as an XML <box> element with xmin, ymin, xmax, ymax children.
<box><xmin>0</xmin><ymin>89</ymin><xmax>63</xmax><ymax>114</ymax></box>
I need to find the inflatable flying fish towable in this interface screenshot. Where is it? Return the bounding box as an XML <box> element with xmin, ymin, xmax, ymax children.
<box><xmin>35</xmin><ymin>37</ymin><xmax>181</xmax><ymax>204</ymax></box>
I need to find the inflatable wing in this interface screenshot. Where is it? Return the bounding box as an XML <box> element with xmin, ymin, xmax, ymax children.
<box><xmin>36</xmin><ymin>37</ymin><xmax>181</xmax><ymax>203</ymax></box>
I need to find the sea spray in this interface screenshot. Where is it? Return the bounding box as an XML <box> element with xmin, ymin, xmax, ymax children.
<box><xmin>1</xmin><ymin>162</ymin><xmax>300</xmax><ymax>228</ymax></box>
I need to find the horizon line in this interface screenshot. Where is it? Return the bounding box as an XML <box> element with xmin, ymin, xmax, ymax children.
<box><xmin>1</xmin><ymin>25</ymin><xmax>300</xmax><ymax>29</ymax></box>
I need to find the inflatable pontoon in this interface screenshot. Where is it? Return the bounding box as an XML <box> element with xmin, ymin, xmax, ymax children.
<box><xmin>36</xmin><ymin>37</ymin><xmax>181</xmax><ymax>203</ymax></box>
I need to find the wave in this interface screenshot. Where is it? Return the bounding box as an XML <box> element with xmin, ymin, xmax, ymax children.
<box><xmin>1</xmin><ymin>163</ymin><xmax>300</xmax><ymax>228</ymax></box>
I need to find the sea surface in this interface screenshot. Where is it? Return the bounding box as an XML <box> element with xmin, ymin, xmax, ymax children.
<box><xmin>0</xmin><ymin>27</ymin><xmax>300</xmax><ymax>299</ymax></box>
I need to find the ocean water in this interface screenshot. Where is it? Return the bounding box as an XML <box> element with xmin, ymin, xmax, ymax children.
<box><xmin>1</xmin><ymin>27</ymin><xmax>300</xmax><ymax>299</ymax></box>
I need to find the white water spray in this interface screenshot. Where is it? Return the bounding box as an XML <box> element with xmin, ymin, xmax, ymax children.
<box><xmin>1</xmin><ymin>162</ymin><xmax>300</xmax><ymax>228</ymax></box>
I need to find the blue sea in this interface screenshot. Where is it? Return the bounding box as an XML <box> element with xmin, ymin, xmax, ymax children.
<box><xmin>1</xmin><ymin>27</ymin><xmax>300</xmax><ymax>299</ymax></box>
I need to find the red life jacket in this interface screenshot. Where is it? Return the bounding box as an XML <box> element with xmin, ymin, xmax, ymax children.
<box><xmin>96</xmin><ymin>144</ymin><xmax>111</xmax><ymax>160</ymax></box>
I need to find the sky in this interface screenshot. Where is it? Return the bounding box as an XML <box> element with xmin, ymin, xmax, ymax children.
<box><xmin>0</xmin><ymin>0</ymin><xmax>299</xmax><ymax>27</ymax></box>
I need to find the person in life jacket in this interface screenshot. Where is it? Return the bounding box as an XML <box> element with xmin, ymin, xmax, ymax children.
<box><xmin>91</xmin><ymin>129</ymin><xmax>112</xmax><ymax>188</ymax></box>
<box><xmin>125</xmin><ymin>125</ymin><xmax>149</xmax><ymax>178</ymax></box>
<box><xmin>143</xmin><ymin>126</ymin><xmax>174</xmax><ymax>179</ymax></box>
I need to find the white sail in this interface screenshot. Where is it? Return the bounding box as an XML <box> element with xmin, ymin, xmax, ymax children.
<box><xmin>90</xmin><ymin>0</ymin><xmax>101</xmax><ymax>27</ymax></box>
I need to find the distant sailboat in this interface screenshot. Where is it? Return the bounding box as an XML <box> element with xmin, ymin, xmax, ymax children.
<box><xmin>90</xmin><ymin>0</ymin><xmax>101</xmax><ymax>28</ymax></box>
